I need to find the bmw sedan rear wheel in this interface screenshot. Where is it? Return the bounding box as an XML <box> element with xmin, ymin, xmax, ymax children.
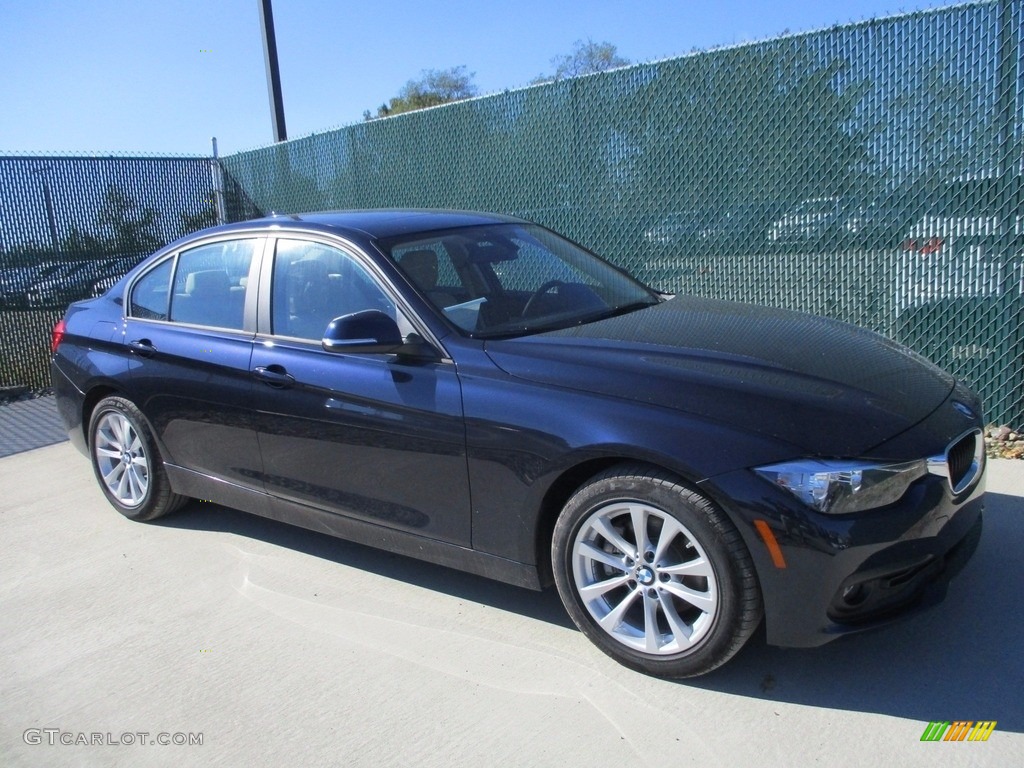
<box><xmin>552</xmin><ymin>465</ymin><xmax>762</xmax><ymax>678</ymax></box>
<box><xmin>89</xmin><ymin>396</ymin><xmax>186</xmax><ymax>521</ymax></box>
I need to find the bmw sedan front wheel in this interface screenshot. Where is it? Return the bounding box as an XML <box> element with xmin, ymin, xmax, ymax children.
<box><xmin>89</xmin><ymin>396</ymin><xmax>186</xmax><ymax>522</ymax></box>
<box><xmin>552</xmin><ymin>464</ymin><xmax>762</xmax><ymax>678</ymax></box>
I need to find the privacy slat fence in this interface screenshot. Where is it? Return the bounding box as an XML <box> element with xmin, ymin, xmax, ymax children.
<box><xmin>221</xmin><ymin>0</ymin><xmax>1024</xmax><ymax>425</ymax></box>
<box><xmin>3</xmin><ymin>1</ymin><xmax>1022</xmax><ymax>426</ymax></box>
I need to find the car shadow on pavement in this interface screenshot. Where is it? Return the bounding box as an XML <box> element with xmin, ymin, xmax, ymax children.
<box><xmin>690</xmin><ymin>489</ymin><xmax>1023</xmax><ymax>732</ymax></box>
<box><xmin>156</xmin><ymin>489</ymin><xmax>1021</xmax><ymax>731</ymax></box>
<box><xmin>155</xmin><ymin>500</ymin><xmax>576</xmax><ymax>630</ymax></box>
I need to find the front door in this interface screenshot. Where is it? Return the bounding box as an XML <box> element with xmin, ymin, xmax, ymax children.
<box><xmin>249</xmin><ymin>236</ymin><xmax>471</xmax><ymax>545</ymax></box>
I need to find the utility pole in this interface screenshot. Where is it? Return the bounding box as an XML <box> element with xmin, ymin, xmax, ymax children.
<box><xmin>210</xmin><ymin>138</ymin><xmax>228</xmax><ymax>225</ymax></box>
<box><xmin>31</xmin><ymin>166</ymin><xmax>59</xmax><ymax>252</ymax></box>
<box><xmin>258</xmin><ymin>0</ymin><xmax>287</xmax><ymax>142</ymax></box>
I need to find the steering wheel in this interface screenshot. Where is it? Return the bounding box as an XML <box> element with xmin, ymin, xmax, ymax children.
<box><xmin>521</xmin><ymin>279</ymin><xmax>565</xmax><ymax>317</ymax></box>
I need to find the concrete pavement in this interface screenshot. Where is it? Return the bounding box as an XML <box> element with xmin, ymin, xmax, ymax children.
<box><xmin>1</xmin><ymin>441</ymin><xmax>1021</xmax><ymax>767</ymax></box>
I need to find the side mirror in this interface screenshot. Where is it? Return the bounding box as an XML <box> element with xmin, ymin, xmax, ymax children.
<box><xmin>321</xmin><ymin>310</ymin><xmax>437</xmax><ymax>359</ymax></box>
<box><xmin>322</xmin><ymin>310</ymin><xmax>403</xmax><ymax>353</ymax></box>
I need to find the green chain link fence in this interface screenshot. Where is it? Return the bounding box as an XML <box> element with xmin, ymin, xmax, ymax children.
<box><xmin>2</xmin><ymin>1</ymin><xmax>1021</xmax><ymax>426</ymax></box>
<box><xmin>222</xmin><ymin>0</ymin><xmax>1024</xmax><ymax>425</ymax></box>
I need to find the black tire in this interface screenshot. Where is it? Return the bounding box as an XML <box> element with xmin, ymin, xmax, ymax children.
<box><xmin>88</xmin><ymin>396</ymin><xmax>187</xmax><ymax>522</ymax></box>
<box><xmin>552</xmin><ymin>464</ymin><xmax>762</xmax><ymax>678</ymax></box>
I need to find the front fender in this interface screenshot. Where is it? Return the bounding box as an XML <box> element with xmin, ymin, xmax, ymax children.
<box><xmin>462</xmin><ymin>370</ymin><xmax>801</xmax><ymax>565</ymax></box>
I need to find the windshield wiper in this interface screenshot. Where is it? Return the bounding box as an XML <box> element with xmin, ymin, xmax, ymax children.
<box><xmin>592</xmin><ymin>300</ymin><xmax>661</xmax><ymax>322</ymax></box>
<box><xmin>520</xmin><ymin>301</ymin><xmax>659</xmax><ymax>336</ymax></box>
<box><xmin>477</xmin><ymin>299</ymin><xmax>661</xmax><ymax>339</ymax></box>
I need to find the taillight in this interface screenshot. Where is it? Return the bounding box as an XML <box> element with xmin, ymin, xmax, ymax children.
<box><xmin>51</xmin><ymin>319</ymin><xmax>67</xmax><ymax>354</ymax></box>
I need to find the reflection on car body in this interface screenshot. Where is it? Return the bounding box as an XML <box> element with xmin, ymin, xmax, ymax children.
<box><xmin>51</xmin><ymin>210</ymin><xmax>985</xmax><ymax>678</ymax></box>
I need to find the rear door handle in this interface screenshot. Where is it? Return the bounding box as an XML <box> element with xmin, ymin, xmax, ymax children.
<box><xmin>128</xmin><ymin>339</ymin><xmax>155</xmax><ymax>357</ymax></box>
<box><xmin>253</xmin><ymin>365</ymin><xmax>296</xmax><ymax>388</ymax></box>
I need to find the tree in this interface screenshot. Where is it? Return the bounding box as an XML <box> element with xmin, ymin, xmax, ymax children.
<box><xmin>623</xmin><ymin>41</ymin><xmax>872</xmax><ymax>222</ymax></box>
<box><xmin>96</xmin><ymin>186</ymin><xmax>162</xmax><ymax>255</ymax></box>
<box><xmin>180</xmin><ymin>201</ymin><xmax>218</xmax><ymax>233</ymax></box>
<box><xmin>365</xmin><ymin>66</ymin><xmax>478</xmax><ymax>119</ymax></box>
<box><xmin>62</xmin><ymin>225</ymin><xmax>108</xmax><ymax>259</ymax></box>
<box><xmin>532</xmin><ymin>39</ymin><xmax>630</xmax><ymax>83</ymax></box>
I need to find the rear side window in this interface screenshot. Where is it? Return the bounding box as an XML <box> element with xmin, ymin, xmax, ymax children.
<box><xmin>167</xmin><ymin>240</ymin><xmax>257</xmax><ymax>330</ymax></box>
<box><xmin>129</xmin><ymin>259</ymin><xmax>173</xmax><ymax>320</ymax></box>
<box><xmin>129</xmin><ymin>239</ymin><xmax>258</xmax><ymax>329</ymax></box>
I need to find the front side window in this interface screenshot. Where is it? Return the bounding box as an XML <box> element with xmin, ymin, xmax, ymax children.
<box><xmin>271</xmin><ymin>239</ymin><xmax>396</xmax><ymax>341</ymax></box>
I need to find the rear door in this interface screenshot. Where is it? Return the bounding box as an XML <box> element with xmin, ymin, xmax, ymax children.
<box><xmin>249</xmin><ymin>236</ymin><xmax>471</xmax><ymax>545</ymax></box>
<box><xmin>124</xmin><ymin>236</ymin><xmax>265</xmax><ymax>489</ymax></box>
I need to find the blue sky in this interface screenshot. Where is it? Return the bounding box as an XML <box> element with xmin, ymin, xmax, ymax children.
<box><xmin>0</xmin><ymin>0</ymin><xmax>956</xmax><ymax>157</ymax></box>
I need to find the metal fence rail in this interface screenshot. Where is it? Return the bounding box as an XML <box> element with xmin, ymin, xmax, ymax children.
<box><xmin>221</xmin><ymin>0</ymin><xmax>1024</xmax><ymax>424</ymax></box>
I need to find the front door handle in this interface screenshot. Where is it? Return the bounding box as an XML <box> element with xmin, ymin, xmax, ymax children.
<box><xmin>128</xmin><ymin>339</ymin><xmax>155</xmax><ymax>357</ymax></box>
<box><xmin>253</xmin><ymin>365</ymin><xmax>296</xmax><ymax>388</ymax></box>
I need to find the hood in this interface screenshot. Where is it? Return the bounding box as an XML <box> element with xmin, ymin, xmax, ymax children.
<box><xmin>484</xmin><ymin>296</ymin><xmax>955</xmax><ymax>457</ymax></box>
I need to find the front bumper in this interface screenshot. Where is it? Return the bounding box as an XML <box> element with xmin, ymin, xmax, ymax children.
<box><xmin>703</xmin><ymin>452</ymin><xmax>985</xmax><ymax>648</ymax></box>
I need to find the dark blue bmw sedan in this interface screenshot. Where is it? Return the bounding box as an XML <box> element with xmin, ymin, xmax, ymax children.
<box><xmin>50</xmin><ymin>210</ymin><xmax>985</xmax><ymax>678</ymax></box>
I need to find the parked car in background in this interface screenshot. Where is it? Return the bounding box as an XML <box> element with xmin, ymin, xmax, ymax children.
<box><xmin>0</xmin><ymin>261</ymin><xmax>74</xmax><ymax>308</ymax></box>
<box><xmin>52</xmin><ymin>210</ymin><xmax>985</xmax><ymax>679</ymax></box>
<box><xmin>841</xmin><ymin>200</ymin><xmax>908</xmax><ymax>248</ymax></box>
<box><xmin>26</xmin><ymin>255</ymin><xmax>137</xmax><ymax>308</ymax></box>
<box><xmin>644</xmin><ymin>204</ymin><xmax>776</xmax><ymax>254</ymax></box>
<box><xmin>643</xmin><ymin>210</ymin><xmax>719</xmax><ymax>251</ymax></box>
<box><xmin>1</xmin><ymin>264</ymin><xmax>45</xmax><ymax>308</ymax></box>
<box><xmin>25</xmin><ymin>261</ymin><xmax>95</xmax><ymax>308</ymax></box>
<box><xmin>901</xmin><ymin>176</ymin><xmax>1024</xmax><ymax>258</ymax></box>
<box><xmin>897</xmin><ymin>177</ymin><xmax>1023</xmax><ymax>310</ymax></box>
<box><xmin>769</xmin><ymin>197</ymin><xmax>905</xmax><ymax>248</ymax></box>
<box><xmin>90</xmin><ymin>271</ymin><xmax>122</xmax><ymax>299</ymax></box>
<box><xmin>768</xmin><ymin>197</ymin><xmax>848</xmax><ymax>244</ymax></box>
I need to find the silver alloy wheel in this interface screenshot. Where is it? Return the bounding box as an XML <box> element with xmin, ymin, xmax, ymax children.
<box><xmin>572</xmin><ymin>501</ymin><xmax>719</xmax><ymax>654</ymax></box>
<box><xmin>93</xmin><ymin>411</ymin><xmax>150</xmax><ymax>508</ymax></box>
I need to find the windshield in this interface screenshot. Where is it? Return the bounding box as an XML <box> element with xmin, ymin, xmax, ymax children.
<box><xmin>382</xmin><ymin>223</ymin><xmax>660</xmax><ymax>338</ymax></box>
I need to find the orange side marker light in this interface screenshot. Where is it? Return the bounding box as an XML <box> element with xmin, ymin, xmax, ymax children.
<box><xmin>754</xmin><ymin>520</ymin><xmax>787</xmax><ymax>569</ymax></box>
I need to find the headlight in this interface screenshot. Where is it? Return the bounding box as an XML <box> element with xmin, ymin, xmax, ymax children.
<box><xmin>754</xmin><ymin>459</ymin><xmax>927</xmax><ymax>515</ymax></box>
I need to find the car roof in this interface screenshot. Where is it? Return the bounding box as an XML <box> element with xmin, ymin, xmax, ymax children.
<box><xmin>202</xmin><ymin>209</ymin><xmax>528</xmax><ymax>242</ymax></box>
